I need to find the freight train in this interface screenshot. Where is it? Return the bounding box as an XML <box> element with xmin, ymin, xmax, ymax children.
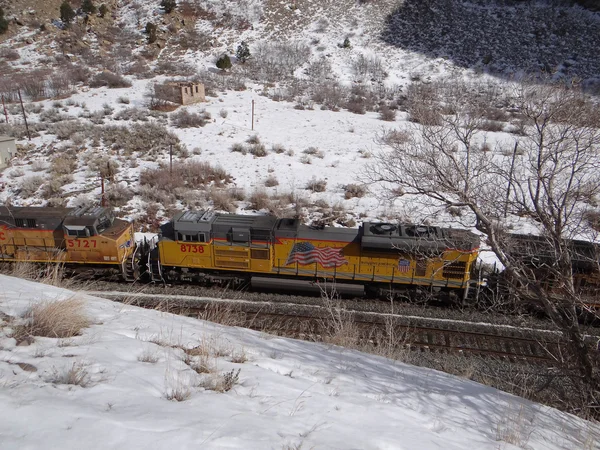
<box><xmin>2</xmin><ymin>206</ymin><xmax>599</xmax><ymax>306</ymax></box>
<box><xmin>0</xmin><ymin>206</ymin><xmax>481</xmax><ymax>300</ymax></box>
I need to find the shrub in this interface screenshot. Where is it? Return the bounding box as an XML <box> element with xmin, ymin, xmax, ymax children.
<box><xmin>0</xmin><ymin>7</ymin><xmax>8</xmax><ymax>34</ymax></box>
<box><xmin>47</xmin><ymin>362</ymin><xmax>91</xmax><ymax>387</ymax></box>
<box><xmin>88</xmin><ymin>156</ymin><xmax>119</xmax><ymax>180</ymax></box>
<box><xmin>9</xmin><ymin>168</ymin><xmax>25</xmax><ymax>179</ymax></box>
<box><xmin>175</xmin><ymin>28</ymin><xmax>212</xmax><ymax>51</ymax></box>
<box><xmin>235</xmin><ymin>41</ymin><xmax>251</xmax><ymax>63</ymax></box>
<box><xmin>31</xmin><ymin>161</ymin><xmax>48</xmax><ymax>172</ymax></box>
<box><xmin>271</xmin><ymin>143</ymin><xmax>285</xmax><ymax>154</ymax></box>
<box><xmin>246</xmin><ymin>134</ymin><xmax>260</xmax><ymax>145</ymax></box>
<box><xmin>89</xmin><ymin>72</ymin><xmax>132</xmax><ymax>88</ymax></box>
<box><xmin>303</xmin><ymin>147</ymin><xmax>324</xmax><ymax>158</ymax></box>
<box><xmin>306</xmin><ymin>177</ymin><xmax>327</xmax><ymax>192</ymax></box>
<box><xmin>343</xmin><ymin>183</ymin><xmax>366</xmax><ymax>199</ymax></box>
<box><xmin>138</xmin><ymin>349</ymin><xmax>159</xmax><ymax>363</ymax></box>
<box><xmin>19</xmin><ymin>176</ymin><xmax>45</xmax><ymax>197</ymax></box>
<box><xmin>140</xmin><ymin>161</ymin><xmax>232</xmax><ymax>192</ymax></box>
<box><xmin>98</xmin><ymin>4</ymin><xmax>108</xmax><ymax>17</ymax></box>
<box><xmin>230</xmin><ymin>142</ymin><xmax>246</xmax><ymax>154</ymax></box>
<box><xmin>82</xmin><ymin>0</ymin><xmax>96</xmax><ymax>14</ymax></box>
<box><xmin>216</xmin><ymin>54</ymin><xmax>232</xmax><ymax>71</ymax></box>
<box><xmin>118</xmin><ymin>96</ymin><xmax>130</xmax><ymax>104</ymax></box>
<box><xmin>210</xmin><ymin>189</ymin><xmax>238</xmax><ymax>213</ymax></box>
<box><xmin>51</xmin><ymin>156</ymin><xmax>77</xmax><ymax>175</ymax></box>
<box><xmin>248</xmin><ymin>189</ymin><xmax>271</xmax><ymax>211</ymax></box>
<box><xmin>264</xmin><ymin>175</ymin><xmax>279</xmax><ymax>187</ymax></box>
<box><xmin>219</xmin><ymin>108</ymin><xmax>228</xmax><ymax>118</ymax></box>
<box><xmin>41</xmin><ymin>178</ymin><xmax>66</xmax><ymax>199</ymax></box>
<box><xmin>249</xmin><ymin>143</ymin><xmax>267</xmax><ymax>157</ymax></box>
<box><xmin>161</xmin><ymin>0</ymin><xmax>177</xmax><ymax>13</ymax></box>
<box><xmin>48</xmin><ymin>73</ymin><xmax>72</xmax><ymax>98</ymax></box>
<box><xmin>106</xmin><ymin>184</ymin><xmax>133</xmax><ymax>206</ymax></box>
<box><xmin>478</xmin><ymin>120</ymin><xmax>504</xmax><ymax>132</ymax></box>
<box><xmin>60</xmin><ymin>1</ymin><xmax>76</xmax><ymax>25</ymax></box>
<box><xmin>170</xmin><ymin>108</ymin><xmax>211</xmax><ymax>128</ymax></box>
<box><xmin>346</xmin><ymin>96</ymin><xmax>366</xmax><ymax>115</ymax></box>
<box><xmin>0</xmin><ymin>49</ymin><xmax>19</xmax><ymax>61</ymax></box>
<box><xmin>19</xmin><ymin>297</ymin><xmax>90</xmax><ymax>338</ymax></box>
<box><xmin>200</xmin><ymin>369</ymin><xmax>240</xmax><ymax>393</ymax></box>
<box><xmin>379</xmin><ymin>105</ymin><xmax>396</xmax><ymax>122</ymax></box>
<box><xmin>145</xmin><ymin>22</ymin><xmax>157</xmax><ymax>44</ymax></box>
<box><xmin>21</xmin><ymin>71</ymin><xmax>49</xmax><ymax>101</ymax></box>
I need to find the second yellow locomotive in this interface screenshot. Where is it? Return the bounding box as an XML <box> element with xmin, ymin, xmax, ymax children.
<box><xmin>0</xmin><ymin>205</ymin><xmax>137</xmax><ymax>279</ymax></box>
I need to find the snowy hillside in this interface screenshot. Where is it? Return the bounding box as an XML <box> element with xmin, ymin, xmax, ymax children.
<box><xmin>0</xmin><ymin>0</ymin><xmax>598</xmax><ymax>234</ymax></box>
<box><xmin>1</xmin><ymin>274</ymin><xmax>599</xmax><ymax>449</ymax></box>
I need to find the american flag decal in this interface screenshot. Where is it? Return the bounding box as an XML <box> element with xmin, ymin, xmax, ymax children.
<box><xmin>285</xmin><ymin>242</ymin><xmax>348</xmax><ymax>268</ymax></box>
<box><xmin>398</xmin><ymin>259</ymin><xmax>411</xmax><ymax>273</ymax></box>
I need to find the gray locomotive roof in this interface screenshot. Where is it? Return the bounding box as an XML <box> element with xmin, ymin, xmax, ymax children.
<box><xmin>172</xmin><ymin>210</ymin><xmax>279</xmax><ymax>237</ymax></box>
<box><xmin>64</xmin><ymin>206</ymin><xmax>111</xmax><ymax>227</ymax></box>
<box><xmin>0</xmin><ymin>206</ymin><xmax>74</xmax><ymax>220</ymax></box>
<box><xmin>296</xmin><ymin>224</ymin><xmax>359</xmax><ymax>243</ymax></box>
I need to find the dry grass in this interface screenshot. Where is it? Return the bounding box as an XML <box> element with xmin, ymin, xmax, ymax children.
<box><xmin>47</xmin><ymin>361</ymin><xmax>91</xmax><ymax>387</ymax></box>
<box><xmin>494</xmin><ymin>404</ymin><xmax>534</xmax><ymax>448</ymax></box>
<box><xmin>264</xmin><ymin>175</ymin><xmax>279</xmax><ymax>187</ymax></box>
<box><xmin>164</xmin><ymin>371</ymin><xmax>193</xmax><ymax>401</ymax></box>
<box><xmin>15</xmin><ymin>297</ymin><xmax>90</xmax><ymax>340</ymax></box>
<box><xmin>138</xmin><ymin>348</ymin><xmax>159</xmax><ymax>363</ymax></box>
<box><xmin>230</xmin><ymin>348</ymin><xmax>248</xmax><ymax>364</ymax></box>
<box><xmin>199</xmin><ymin>369</ymin><xmax>240</xmax><ymax>393</ymax></box>
<box><xmin>306</xmin><ymin>178</ymin><xmax>327</xmax><ymax>192</ymax></box>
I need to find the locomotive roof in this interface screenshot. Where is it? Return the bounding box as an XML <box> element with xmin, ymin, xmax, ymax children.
<box><xmin>171</xmin><ymin>210</ymin><xmax>278</xmax><ymax>235</ymax></box>
<box><xmin>63</xmin><ymin>206</ymin><xmax>113</xmax><ymax>227</ymax></box>
<box><xmin>0</xmin><ymin>206</ymin><xmax>73</xmax><ymax>220</ymax></box>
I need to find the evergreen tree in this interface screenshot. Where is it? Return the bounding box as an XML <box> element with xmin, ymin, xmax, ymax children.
<box><xmin>60</xmin><ymin>1</ymin><xmax>76</xmax><ymax>25</ymax></box>
<box><xmin>235</xmin><ymin>41</ymin><xmax>251</xmax><ymax>63</ymax></box>
<box><xmin>0</xmin><ymin>8</ymin><xmax>8</xmax><ymax>35</ymax></box>
<box><xmin>82</xmin><ymin>0</ymin><xmax>97</xmax><ymax>15</ymax></box>
<box><xmin>146</xmin><ymin>22</ymin><xmax>157</xmax><ymax>44</ymax></box>
<box><xmin>98</xmin><ymin>4</ymin><xmax>108</xmax><ymax>18</ymax></box>
<box><xmin>216</xmin><ymin>54</ymin><xmax>232</xmax><ymax>71</ymax></box>
<box><xmin>160</xmin><ymin>0</ymin><xmax>177</xmax><ymax>14</ymax></box>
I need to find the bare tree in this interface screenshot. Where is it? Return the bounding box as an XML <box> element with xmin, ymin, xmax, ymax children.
<box><xmin>367</xmin><ymin>80</ymin><xmax>600</xmax><ymax>417</ymax></box>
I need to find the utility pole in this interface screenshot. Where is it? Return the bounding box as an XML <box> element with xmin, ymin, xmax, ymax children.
<box><xmin>100</xmin><ymin>175</ymin><xmax>107</xmax><ymax>207</ymax></box>
<box><xmin>1</xmin><ymin>95</ymin><xmax>8</xmax><ymax>124</ymax></box>
<box><xmin>251</xmin><ymin>99</ymin><xmax>255</xmax><ymax>131</ymax></box>
<box><xmin>17</xmin><ymin>89</ymin><xmax>31</xmax><ymax>140</ymax></box>
<box><xmin>169</xmin><ymin>144</ymin><xmax>173</xmax><ymax>176</ymax></box>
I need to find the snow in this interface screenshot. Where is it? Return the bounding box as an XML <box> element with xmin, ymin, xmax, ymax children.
<box><xmin>1</xmin><ymin>274</ymin><xmax>598</xmax><ymax>449</ymax></box>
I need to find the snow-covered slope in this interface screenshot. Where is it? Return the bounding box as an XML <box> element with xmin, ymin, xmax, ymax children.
<box><xmin>0</xmin><ymin>275</ymin><xmax>598</xmax><ymax>449</ymax></box>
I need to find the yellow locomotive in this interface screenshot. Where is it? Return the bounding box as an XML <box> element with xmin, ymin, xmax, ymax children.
<box><xmin>152</xmin><ymin>210</ymin><xmax>480</xmax><ymax>300</ymax></box>
<box><xmin>0</xmin><ymin>205</ymin><xmax>137</xmax><ymax>279</ymax></box>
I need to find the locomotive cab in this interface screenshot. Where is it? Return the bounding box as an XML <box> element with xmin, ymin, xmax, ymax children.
<box><xmin>63</xmin><ymin>206</ymin><xmax>114</xmax><ymax>238</ymax></box>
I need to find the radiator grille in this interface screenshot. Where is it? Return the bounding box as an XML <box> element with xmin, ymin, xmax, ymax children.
<box><xmin>442</xmin><ymin>261</ymin><xmax>467</xmax><ymax>279</ymax></box>
<box><xmin>214</xmin><ymin>249</ymin><xmax>248</xmax><ymax>258</ymax></box>
<box><xmin>215</xmin><ymin>260</ymin><xmax>249</xmax><ymax>269</ymax></box>
<box><xmin>251</xmin><ymin>249</ymin><xmax>269</xmax><ymax>260</ymax></box>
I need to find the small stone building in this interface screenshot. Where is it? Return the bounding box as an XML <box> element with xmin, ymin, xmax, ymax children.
<box><xmin>154</xmin><ymin>82</ymin><xmax>206</xmax><ymax>105</ymax></box>
<box><xmin>0</xmin><ymin>136</ymin><xmax>16</xmax><ymax>171</ymax></box>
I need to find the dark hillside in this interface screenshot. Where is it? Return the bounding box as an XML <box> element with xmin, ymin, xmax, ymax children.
<box><xmin>382</xmin><ymin>0</ymin><xmax>600</xmax><ymax>87</ymax></box>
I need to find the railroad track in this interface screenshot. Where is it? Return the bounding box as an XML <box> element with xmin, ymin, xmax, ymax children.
<box><xmin>84</xmin><ymin>290</ymin><xmax>582</xmax><ymax>364</ymax></box>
